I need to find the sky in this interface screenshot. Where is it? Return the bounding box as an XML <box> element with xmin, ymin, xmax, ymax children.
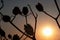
<box><xmin>0</xmin><ymin>0</ymin><xmax>60</xmax><ymax>40</ymax></box>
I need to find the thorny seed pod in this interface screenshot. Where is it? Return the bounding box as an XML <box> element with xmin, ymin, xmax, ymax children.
<box><xmin>8</xmin><ymin>34</ymin><xmax>12</xmax><ymax>39</ymax></box>
<box><xmin>2</xmin><ymin>15</ymin><xmax>10</xmax><ymax>22</ymax></box>
<box><xmin>22</xmin><ymin>7</ymin><xmax>28</xmax><ymax>15</ymax></box>
<box><xmin>24</xmin><ymin>24</ymin><xmax>33</xmax><ymax>36</ymax></box>
<box><xmin>12</xmin><ymin>7</ymin><xmax>22</xmax><ymax>15</ymax></box>
<box><xmin>13</xmin><ymin>34</ymin><xmax>20</xmax><ymax>40</ymax></box>
<box><xmin>36</xmin><ymin>3</ymin><xmax>44</xmax><ymax>11</ymax></box>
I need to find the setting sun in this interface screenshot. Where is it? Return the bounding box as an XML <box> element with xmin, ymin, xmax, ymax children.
<box><xmin>42</xmin><ymin>27</ymin><xmax>53</xmax><ymax>37</ymax></box>
<box><xmin>36</xmin><ymin>25</ymin><xmax>58</xmax><ymax>40</ymax></box>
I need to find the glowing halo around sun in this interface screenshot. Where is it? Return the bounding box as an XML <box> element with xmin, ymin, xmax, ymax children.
<box><xmin>36</xmin><ymin>25</ymin><xmax>58</xmax><ymax>40</ymax></box>
<box><xmin>42</xmin><ymin>27</ymin><xmax>54</xmax><ymax>37</ymax></box>
<box><xmin>42</xmin><ymin>27</ymin><xmax>52</xmax><ymax>36</ymax></box>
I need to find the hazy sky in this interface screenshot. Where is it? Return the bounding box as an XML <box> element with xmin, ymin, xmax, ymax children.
<box><xmin>0</xmin><ymin>0</ymin><xmax>60</xmax><ymax>40</ymax></box>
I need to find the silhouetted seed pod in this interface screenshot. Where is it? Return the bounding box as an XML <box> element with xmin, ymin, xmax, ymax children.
<box><xmin>36</xmin><ymin>3</ymin><xmax>44</xmax><ymax>11</ymax></box>
<box><xmin>0</xmin><ymin>28</ymin><xmax>5</xmax><ymax>37</ymax></box>
<box><xmin>12</xmin><ymin>7</ymin><xmax>22</xmax><ymax>15</ymax></box>
<box><xmin>22</xmin><ymin>7</ymin><xmax>28</xmax><ymax>15</ymax></box>
<box><xmin>13</xmin><ymin>34</ymin><xmax>20</xmax><ymax>40</ymax></box>
<box><xmin>24</xmin><ymin>24</ymin><xmax>33</xmax><ymax>36</ymax></box>
<box><xmin>8</xmin><ymin>34</ymin><xmax>12</xmax><ymax>39</ymax></box>
<box><xmin>2</xmin><ymin>15</ymin><xmax>10</xmax><ymax>22</ymax></box>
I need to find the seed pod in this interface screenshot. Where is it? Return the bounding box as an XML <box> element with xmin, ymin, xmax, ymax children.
<box><xmin>0</xmin><ymin>28</ymin><xmax>5</xmax><ymax>37</ymax></box>
<box><xmin>22</xmin><ymin>7</ymin><xmax>28</xmax><ymax>15</ymax></box>
<box><xmin>36</xmin><ymin>3</ymin><xmax>44</xmax><ymax>11</ymax></box>
<box><xmin>13</xmin><ymin>34</ymin><xmax>20</xmax><ymax>40</ymax></box>
<box><xmin>24</xmin><ymin>24</ymin><xmax>33</xmax><ymax>36</ymax></box>
<box><xmin>8</xmin><ymin>34</ymin><xmax>12</xmax><ymax>39</ymax></box>
<box><xmin>2</xmin><ymin>15</ymin><xmax>10</xmax><ymax>22</ymax></box>
<box><xmin>12</xmin><ymin>7</ymin><xmax>22</xmax><ymax>15</ymax></box>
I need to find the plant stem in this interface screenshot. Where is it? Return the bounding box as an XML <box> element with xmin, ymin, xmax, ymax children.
<box><xmin>28</xmin><ymin>4</ymin><xmax>37</xmax><ymax>40</ymax></box>
<box><xmin>20</xmin><ymin>34</ymin><xmax>24</xmax><ymax>39</ymax></box>
<box><xmin>25</xmin><ymin>16</ymin><xmax>28</xmax><ymax>24</ymax></box>
<box><xmin>24</xmin><ymin>36</ymin><xmax>27</xmax><ymax>40</ymax></box>
<box><xmin>9</xmin><ymin>21</ymin><xmax>33</xmax><ymax>39</ymax></box>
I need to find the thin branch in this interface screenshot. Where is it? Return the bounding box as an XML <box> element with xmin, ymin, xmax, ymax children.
<box><xmin>0</xmin><ymin>0</ymin><xmax>4</xmax><ymax>10</ymax></box>
<box><xmin>28</xmin><ymin>4</ymin><xmax>38</xmax><ymax>31</ymax></box>
<box><xmin>54</xmin><ymin>0</ymin><xmax>60</xmax><ymax>12</ymax></box>
<box><xmin>20</xmin><ymin>34</ymin><xmax>24</xmax><ymax>39</ymax></box>
<box><xmin>24</xmin><ymin>36</ymin><xmax>27</xmax><ymax>40</ymax></box>
<box><xmin>11</xmin><ymin>15</ymin><xmax>16</xmax><ymax>22</ymax></box>
<box><xmin>54</xmin><ymin>0</ymin><xmax>60</xmax><ymax>19</ymax></box>
<box><xmin>9</xmin><ymin>21</ymin><xmax>33</xmax><ymax>39</ymax></box>
<box><xmin>55</xmin><ymin>18</ymin><xmax>60</xmax><ymax>28</ymax></box>
<box><xmin>28</xmin><ymin>4</ymin><xmax>36</xmax><ymax>18</ymax></box>
<box><xmin>43</xmin><ymin>11</ymin><xmax>60</xmax><ymax>28</ymax></box>
<box><xmin>25</xmin><ymin>16</ymin><xmax>28</xmax><ymax>24</ymax></box>
<box><xmin>56</xmin><ymin>13</ymin><xmax>60</xmax><ymax>19</ymax></box>
<box><xmin>43</xmin><ymin>11</ymin><xmax>55</xmax><ymax>19</ymax></box>
<box><xmin>54</xmin><ymin>0</ymin><xmax>60</xmax><ymax>28</ymax></box>
<box><xmin>34</xmin><ymin>12</ymin><xmax>38</xmax><ymax>35</ymax></box>
<box><xmin>0</xmin><ymin>12</ymin><xmax>33</xmax><ymax>39</ymax></box>
<box><xmin>28</xmin><ymin>4</ymin><xmax>37</xmax><ymax>40</ymax></box>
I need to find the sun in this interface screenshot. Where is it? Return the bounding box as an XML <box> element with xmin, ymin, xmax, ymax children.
<box><xmin>41</xmin><ymin>27</ymin><xmax>54</xmax><ymax>37</ymax></box>
<box><xmin>42</xmin><ymin>27</ymin><xmax>53</xmax><ymax>37</ymax></box>
<box><xmin>36</xmin><ymin>25</ymin><xmax>58</xmax><ymax>40</ymax></box>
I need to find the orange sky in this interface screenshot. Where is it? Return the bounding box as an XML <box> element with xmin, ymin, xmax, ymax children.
<box><xmin>0</xmin><ymin>0</ymin><xmax>60</xmax><ymax>40</ymax></box>
<box><xmin>36</xmin><ymin>15</ymin><xmax>60</xmax><ymax>40</ymax></box>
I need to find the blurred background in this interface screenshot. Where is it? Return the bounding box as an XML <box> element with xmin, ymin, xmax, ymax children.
<box><xmin>0</xmin><ymin>0</ymin><xmax>60</xmax><ymax>40</ymax></box>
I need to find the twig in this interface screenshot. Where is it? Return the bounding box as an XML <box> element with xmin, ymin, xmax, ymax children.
<box><xmin>55</xmin><ymin>19</ymin><xmax>60</xmax><ymax>28</ymax></box>
<box><xmin>25</xmin><ymin>16</ymin><xmax>28</xmax><ymax>24</ymax></box>
<box><xmin>11</xmin><ymin>15</ymin><xmax>16</xmax><ymax>22</ymax></box>
<box><xmin>28</xmin><ymin>4</ymin><xmax>35</xmax><ymax>18</ymax></box>
<box><xmin>43</xmin><ymin>11</ymin><xmax>55</xmax><ymax>19</ymax></box>
<box><xmin>20</xmin><ymin>34</ymin><xmax>24</xmax><ymax>40</ymax></box>
<box><xmin>28</xmin><ymin>4</ymin><xmax>38</xmax><ymax>40</ymax></box>
<box><xmin>54</xmin><ymin>0</ymin><xmax>60</xmax><ymax>19</ymax></box>
<box><xmin>0</xmin><ymin>0</ymin><xmax>4</xmax><ymax>10</ymax></box>
<box><xmin>0</xmin><ymin>12</ymin><xmax>33</xmax><ymax>39</ymax></box>
<box><xmin>9</xmin><ymin>21</ymin><xmax>33</xmax><ymax>39</ymax></box>
<box><xmin>24</xmin><ymin>36</ymin><xmax>27</xmax><ymax>40</ymax></box>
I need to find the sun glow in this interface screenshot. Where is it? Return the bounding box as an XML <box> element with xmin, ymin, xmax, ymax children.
<box><xmin>42</xmin><ymin>27</ymin><xmax>53</xmax><ymax>37</ymax></box>
<box><xmin>36</xmin><ymin>24</ymin><xmax>59</xmax><ymax>40</ymax></box>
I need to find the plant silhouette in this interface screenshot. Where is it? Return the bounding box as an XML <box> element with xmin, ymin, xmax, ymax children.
<box><xmin>12</xmin><ymin>7</ymin><xmax>22</xmax><ymax>15</ymax></box>
<box><xmin>0</xmin><ymin>28</ymin><xmax>5</xmax><ymax>37</ymax></box>
<box><xmin>8</xmin><ymin>34</ymin><xmax>12</xmax><ymax>40</ymax></box>
<box><xmin>24</xmin><ymin>24</ymin><xmax>33</xmax><ymax>36</ymax></box>
<box><xmin>36</xmin><ymin>0</ymin><xmax>60</xmax><ymax>28</ymax></box>
<box><xmin>0</xmin><ymin>0</ymin><xmax>60</xmax><ymax>40</ymax></box>
<box><xmin>12</xmin><ymin>34</ymin><xmax>20</xmax><ymax>40</ymax></box>
<box><xmin>36</xmin><ymin>2</ymin><xmax>44</xmax><ymax>11</ymax></box>
<box><xmin>22</xmin><ymin>7</ymin><xmax>28</xmax><ymax>15</ymax></box>
<box><xmin>22</xmin><ymin>6</ymin><xmax>29</xmax><ymax>24</ymax></box>
<box><xmin>0</xmin><ymin>27</ymin><xmax>6</xmax><ymax>40</ymax></box>
<box><xmin>2</xmin><ymin>15</ymin><xmax>11</xmax><ymax>22</ymax></box>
